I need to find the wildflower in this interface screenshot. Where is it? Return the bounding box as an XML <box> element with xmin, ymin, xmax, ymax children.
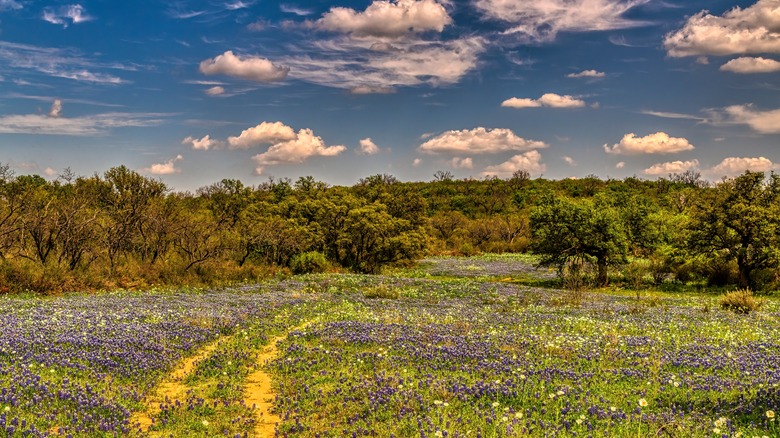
<box><xmin>767</xmin><ymin>410</ymin><xmax>775</xmax><ymax>420</ymax></box>
<box><xmin>434</xmin><ymin>431</ymin><xmax>443</xmax><ymax>438</ymax></box>
<box><xmin>434</xmin><ymin>400</ymin><xmax>443</xmax><ymax>406</ymax></box>
<box><xmin>638</xmin><ymin>398</ymin><xmax>648</xmax><ymax>407</ymax></box>
<box><xmin>502</xmin><ymin>416</ymin><xmax>508</xmax><ymax>422</ymax></box>
<box><xmin>610</xmin><ymin>406</ymin><xmax>616</xmax><ymax>412</ymax></box>
<box><xmin>576</xmin><ymin>418</ymin><xmax>583</xmax><ymax>425</ymax></box>
<box><xmin>202</xmin><ymin>420</ymin><xmax>209</xmax><ymax>426</ymax></box>
<box><xmin>713</xmin><ymin>428</ymin><xmax>721</xmax><ymax>434</ymax></box>
<box><xmin>492</xmin><ymin>402</ymin><xmax>500</xmax><ymax>408</ymax></box>
<box><xmin>515</xmin><ymin>412</ymin><xmax>523</xmax><ymax>419</ymax></box>
<box><xmin>3</xmin><ymin>406</ymin><xmax>9</xmax><ymax>412</ymax></box>
<box><xmin>714</xmin><ymin>417</ymin><xmax>727</xmax><ymax>428</ymax></box>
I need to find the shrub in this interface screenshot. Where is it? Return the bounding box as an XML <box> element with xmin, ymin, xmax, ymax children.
<box><xmin>363</xmin><ymin>284</ymin><xmax>399</xmax><ymax>300</ymax></box>
<box><xmin>720</xmin><ymin>289</ymin><xmax>762</xmax><ymax>314</ymax></box>
<box><xmin>289</xmin><ymin>252</ymin><xmax>329</xmax><ymax>275</ymax></box>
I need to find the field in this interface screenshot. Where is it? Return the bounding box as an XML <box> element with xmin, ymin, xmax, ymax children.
<box><xmin>0</xmin><ymin>254</ymin><xmax>778</xmax><ymax>437</ymax></box>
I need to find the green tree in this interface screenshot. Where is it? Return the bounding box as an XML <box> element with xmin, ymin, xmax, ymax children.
<box><xmin>688</xmin><ymin>171</ymin><xmax>780</xmax><ymax>289</ymax></box>
<box><xmin>531</xmin><ymin>195</ymin><xmax>629</xmax><ymax>286</ymax></box>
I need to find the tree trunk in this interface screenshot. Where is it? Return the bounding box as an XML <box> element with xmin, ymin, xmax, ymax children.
<box><xmin>597</xmin><ymin>258</ymin><xmax>609</xmax><ymax>287</ymax></box>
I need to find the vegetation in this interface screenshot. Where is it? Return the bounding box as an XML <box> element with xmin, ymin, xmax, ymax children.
<box><xmin>0</xmin><ymin>257</ymin><xmax>777</xmax><ymax>437</ymax></box>
<box><xmin>2</xmin><ymin>163</ymin><xmax>780</xmax><ymax>293</ymax></box>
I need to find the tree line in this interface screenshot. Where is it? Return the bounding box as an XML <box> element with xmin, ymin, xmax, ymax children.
<box><xmin>0</xmin><ymin>163</ymin><xmax>777</xmax><ymax>293</ymax></box>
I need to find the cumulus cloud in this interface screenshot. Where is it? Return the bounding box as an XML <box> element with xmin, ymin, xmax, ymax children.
<box><xmin>43</xmin><ymin>167</ymin><xmax>57</xmax><ymax>177</ymax></box>
<box><xmin>199</xmin><ymin>51</ymin><xmax>289</xmax><ymax>82</ymax></box>
<box><xmin>205</xmin><ymin>86</ymin><xmax>225</xmax><ymax>96</ymax></box>
<box><xmin>720</xmin><ymin>56</ymin><xmax>780</xmax><ymax>73</ymax></box>
<box><xmin>720</xmin><ymin>104</ymin><xmax>780</xmax><ymax>133</ymax></box>
<box><xmin>563</xmin><ymin>156</ymin><xmax>577</xmax><ymax>166</ymax></box>
<box><xmin>358</xmin><ymin>138</ymin><xmax>381</xmax><ymax>155</ymax></box>
<box><xmin>450</xmin><ymin>157</ymin><xmax>473</xmax><ymax>169</ymax></box>
<box><xmin>708</xmin><ymin>156</ymin><xmax>776</xmax><ymax>177</ymax></box>
<box><xmin>644</xmin><ymin>159</ymin><xmax>700</xmax><ymax>176</ymax></box>
<box><xmin>418</xmin><ymin>127</ymin><xmax>547</xmax><ymax>155</ymax></box>
<box><xmin>43</xmin><ymin>4</ymin><xmax>92</xmax><ymax>27</ymax></box>
<box><xmin>227</xmin><ymin>121</ymin><xmax>297</xmax><ymax>149</ymax></box>
<box><xmin>252</xmin><ymin>128</ymin><xmax>346</xmax><ymax>174</ymax></box>
<box><xmin>315</xmin><ymin>0</ymin><xmax>452</xmax><ymax>38</ymax></box>
<box><xmin>482</xmin><ymin>151</ymin><xmax>546</xmax><ymax>177</ymax></box>
<box><xmin>474</xmin><ymin>0</ymin><xmax>648</xmax><ymax>42</ymax></box>
<box><xmin>665</xmin><ymin>1</ymin><xmax>780</xmax><ymax>57</ymax></box>
<box><xmin>182</xmin><ymin>135</ymin><xmax>222</xmax><ymax>151</ymax></box>
<box><xmin>567</xmin><ymin>69</ymin><xmax>605</xmax><ymax>78</ymax></box>
<box><xmin>413</xmin><ymin>158</ymin><xmax>423</xmax><ymax>167</ymax></box>
<box><xmin>502</xmin><ymin>93</ymin><xmax>586</xmax><ymax>109</ymax></box>
<box><xmin>48</xmin><ymin>99</ymin><xmax>63</xmax><ymax>118</ymax></box>
<box><xmin>616</xmin><ymin>161</ymin><xmax>626</xmax><ymax>169</ymax></box>
<box><xmin>143</xmin><ymin>155</ymin><xmax>183</xmax><ymax>175</ymax></box>
<box><xmin>604</xmin><ymin>132</ymin><xmax>695</xmax><ymax>155</ymax></box>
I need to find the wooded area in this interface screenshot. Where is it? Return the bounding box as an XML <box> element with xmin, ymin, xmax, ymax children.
<box><xmin>1</xmin><ymin>163</ymin><xmax>778</xmax><ymax>293</ymax></box>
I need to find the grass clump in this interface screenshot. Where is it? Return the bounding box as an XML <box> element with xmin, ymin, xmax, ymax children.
<box><xmin>362</xmin><ymin>284</ymin><xmax>399</xmax><ymax>299</ymax></box>
<box><xmin>289</xmin><ymin>251</ymin><xmax>329</xmax><ymax>275</ymax></box>
<box><xmin>720</xmin><ymin>288</ymin><xmax>762</xmax><ymax>314</ymax></box>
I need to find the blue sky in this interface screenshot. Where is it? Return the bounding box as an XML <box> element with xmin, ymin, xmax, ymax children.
<box><xmin>1</xmin><ymin>0</ymin><xmax>779</xmax><ymax>190</ymax></box>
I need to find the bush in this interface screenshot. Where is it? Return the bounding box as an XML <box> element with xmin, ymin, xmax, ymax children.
<box><xmin>720</xmin><ymin>289</ymin><xmax>762</xmax><ymax>314</ymax></box>
<box><xmin>289</xmin><ymin>251</ymin><xmax>329</xmax><ymax>275</ymax></box>
<box><xmin>363</xmin><ymin>284</ymin><xmax>399</xmax><ymax>299</ymax></box>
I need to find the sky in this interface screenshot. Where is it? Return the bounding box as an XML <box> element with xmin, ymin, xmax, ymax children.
<box><xmin>1</xmin><ymin>0</ymin><xmax>779</xmax><ymax>191</ymax></box>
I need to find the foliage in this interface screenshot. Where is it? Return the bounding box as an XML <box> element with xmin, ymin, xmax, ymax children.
<box><xmin>289</xmin><ymin>251</ymin><xmax>329</xmax><ymax>274</ymax></box>
<box><xmin>531</xmin><ymin>194</ymin><xmax>629</xmax><ymax>286</ymax></box>
<box><xmin>688</xmin><ymin>171</ymin><xmax>780</xmax><ymax>289</ymax></box>
<box><xmin>720</xmin><ymin>288</ymin><xmax>763</xmax><ymax>314</ymax></box>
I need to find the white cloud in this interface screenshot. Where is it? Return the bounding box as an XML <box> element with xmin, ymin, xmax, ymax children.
<box><xmin>143</xmin><ymin>155</ymin><xmax>183</xmax><ymax>175</ymax></box>
<box><xmin>665</xmin><ymin>1</ymin><xmax>780</xmax><ymax>57</ymax></box>
<box><xmin>246</xmin><ymin>20</ymin><xmax>266</xmax><ymax>31</ymax></box>
<box><xmin>315</xmin><ymin>0</ymin><xmax>451</xmax><ymax>38</ymax></box>
<box><xmin>227</xmin><ymin>121</ymin><xmax>297</xmax><ymax>149</ymax></box>
<box><xmin>562</xmin><ymin>156</ymin><xmax>577</xmax><ymax>166</ymax></box>
<box><xmin>708</xmin><ymin>156</ymin><xmax>776</xmax><ymax>177</ymax></box>
<box><xmin>0</xmin><ymin>112</ymin><xmax>167</xmax><ymax>136</ymax></box>
<box><xmin>412</xmin><ymin>158</ymin><xmax>423</xmax><ymax>167</ymax></box>
<box><xmin>281</xmin><ymin>4</ymin><xmax>313</xmax><ymax>16</ymax></box>
<box><xmin>281</xmin><ymin>37</ymin><xmax>484</xmax><ymax>89</ymax></box>
<box><xmin>43</xmin><ymin>4</ymin><xmax>93</xmax><ymax>27</ymax></box>
<box><xmin>502</xmin><ymin>93</ymin><xmax>586</xmax><ymax>109</ymax></box>
<box><xmin>720</xmin><ymin>104</ymin><xmax>780</xmax><ymax>134</ymax></box>
<box><xmin>182</xmin><ymin>135</ymin><xmax>222</xmax><ymax>151</ymax></box>
<box><xmin>205</xmin><ymin>86</ymin><xmax>225</xmax><ymax>96</ymax></box>
<box><xmin>252</xmin><ymin>128</ymin><xmax>346</xmax><ymax>174</ymax></box>
<box><xmin>418</xmin><ymin>127</ymin><xmax>547</xmax><ymax>155</ymax></box>
<box><xmin>43</xmin><ymin>167</ymin><xmax>57</xmax><ymax>177</ymax></box>
<box><xmin>199</xmin><ymin>51</ymin><xmax>289</xmax><ymax>82</ymax></box>
<box><xmin>720</xmin><ymin>56</ymin><xmax>780</xmax><ymax>73</ymax></box>
<box><xmin>0</xmin><ymin>0</ymin><xmax>22</xmax><ymax>11</ymax></box>
<box><xmin>616</xmin><ymin>161</ymin><xmax>625</xmax><ymax>169</ymax></box>
<box><xmin>450</xmin><ymin>157</ymin><xmax>473</xmax><ymax>169</ymax></box>
<box><xmin>567</xmin><ymin>69</ymin><xmax>605</xmax><ymax>78</ymax></box>
<box><xmin>358</xmin><ymin>137</ymin><xmax>381</xmax><ymax>155</ymax></box>
<box><xmin>0</xmin><ymin>41</ymin><xmax>126</xmax><ymax>84</ymax></box>
<box><xmin>640</xmin><ymin>110</ymin><xmax>708</xmax><ymax>122</ymax></box>
<box><xmin>474</xmin><ymin>0</ymin><xmax>648</xmax><ymax>42</ymax></box>
<box><xmin>644</xmin><ymin>159</ymin><xmax>700</xmax><ymax>176</ymax></box>
<box><xmin>482</xmin><ymin>151</ymin><xmax>546</xmax><ymax>177</ymax></box>
<box><xmin>604</xmin><ymin>132</ymin><xmax>695</xmax><ymax>155</ymax></box>
<box><xmin>350</xmin><ymin>85</ymin><xmax>395</xmax><ymax>94</ymax></box>
<box><xmin>48</xmin><ymin>99</ymin><xmax>62</xmax><ymax>118</ymax></box>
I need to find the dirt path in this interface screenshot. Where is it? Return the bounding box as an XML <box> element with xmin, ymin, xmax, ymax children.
<box><xmin>244</xmin><ymin>324</ymin><xmax>310</xmax><ymax>438</ymax></box>
<box><xmin>131</xmin><ymin>335</ymin><xmax>227</xmax><ymax>433</ymax></box>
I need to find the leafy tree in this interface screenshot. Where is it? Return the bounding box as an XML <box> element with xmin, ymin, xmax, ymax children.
<box><xmin>688</xmin><ymin>171</ymin><xmax>780</xmax><ymax>289</ymax></box>
<box><xmin>531</xmin><ymin>195</ymin><xmax>629</xmax><ymax>286</ymax></box>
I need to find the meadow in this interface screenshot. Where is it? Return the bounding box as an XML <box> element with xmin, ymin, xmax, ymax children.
<box><xmin>0</xmin><ymin>254</ymin><xmax>778</xmax><ymax>437</ymax></box>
